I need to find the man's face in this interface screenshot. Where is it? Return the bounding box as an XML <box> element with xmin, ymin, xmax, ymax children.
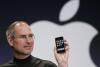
<box><xmin>11</xmin><ymin>23</ymin><xmax>34</xmax><ymax>55</ymax></box>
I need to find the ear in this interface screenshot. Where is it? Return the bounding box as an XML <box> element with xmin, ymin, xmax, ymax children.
<box><xmin>7</xmin><ymin>36</ymin><xmax>14</xmax><ymax>47</ymax></box>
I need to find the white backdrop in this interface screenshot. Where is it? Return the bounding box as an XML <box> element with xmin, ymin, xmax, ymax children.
<box><xmin>31</xmin><ymin>21</ymin><xmax>98</xmax><ymax>67</ymax></box>
<box><xmin>30</xmin><ymin>0</ymin><xmax>98</xmax><ymax>67</ymax></box>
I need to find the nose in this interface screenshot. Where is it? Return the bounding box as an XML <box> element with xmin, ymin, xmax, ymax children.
<box><xmin>26</xmin><ymin>36</ymin><xmax>32</xmax><ymax>43</ymax></box>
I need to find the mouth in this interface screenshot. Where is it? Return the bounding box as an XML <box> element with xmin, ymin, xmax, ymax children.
<box><xmin>24</xmin><ymin>46</ymin><xmax>33</xmax><ymax>50</ymax></box>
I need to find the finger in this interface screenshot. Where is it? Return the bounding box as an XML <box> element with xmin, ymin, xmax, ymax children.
<box><xmin>64</xmin><ymin>40</ymin><xmax>69</xmax><ymax>51</ymax></box>
<box><xmin>65</xmin><ymin>45</ymin><xmax>69</xmax><ymax>51</ymax></box>
<box><xmin>64</xmin><ymin>40</ymin><xmax>69</xmax><ymax>47</ymax></box>
<box><xmin>54</xmin><ymin>46</ymin><xmax>57</xmax><ymax>54</ymax></box>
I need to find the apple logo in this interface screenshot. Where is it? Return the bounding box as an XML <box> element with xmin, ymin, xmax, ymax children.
<box><xmin>30</xmin><ymin>0</ymin><xmax>98</xmax><ymax>67</ymax></box>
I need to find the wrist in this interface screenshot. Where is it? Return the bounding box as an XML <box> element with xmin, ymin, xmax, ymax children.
<box><xmin>58</xmin><ymin>63</ymin><xmax>68</xmax><ymax>67</ymax></box>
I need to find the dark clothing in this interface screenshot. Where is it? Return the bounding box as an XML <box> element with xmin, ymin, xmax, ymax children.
<box><xmin>0</xmin><ymin>55</ymin><xmax>57</xmax><ymax>67</ymax></box>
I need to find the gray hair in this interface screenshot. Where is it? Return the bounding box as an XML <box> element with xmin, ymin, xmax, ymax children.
<box><xmin>6</xmin><ymin>21</ymin><xmax>28</xmax><ymax>38</ymax></box>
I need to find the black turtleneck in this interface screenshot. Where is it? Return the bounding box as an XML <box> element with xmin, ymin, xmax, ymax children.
<box><xmin>13</xmin><ymin>55</ymin><xmax>33</xmax><ymax>65</ymax></box>
<box><xmin>0</xmin><ymin>55</ymin><xmax>57</xmax><ymax>67</ymax></box>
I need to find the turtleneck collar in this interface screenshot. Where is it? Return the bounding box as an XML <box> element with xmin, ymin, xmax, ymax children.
<box><xmin>13</xmin><ymin>55</ymin><xmax>33</xmax><ymax>64</ymax></box>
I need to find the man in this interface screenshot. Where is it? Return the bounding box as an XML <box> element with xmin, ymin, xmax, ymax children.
<box><xmin>0</xmin><ymin>20</ymin><xmax>69</xmax><ymax>67</ymax></box>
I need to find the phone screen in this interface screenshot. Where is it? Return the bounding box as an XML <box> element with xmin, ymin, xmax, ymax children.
<box><xmin>55</xmin><ymin>37</ymin><xmax>65</xmax><ymax>53</ymax></box>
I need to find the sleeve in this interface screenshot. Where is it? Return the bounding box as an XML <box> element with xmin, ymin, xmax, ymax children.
<box><xmin>32</xmin><ymin>57</ymin><xmax>57</xmax><ymax>67</ymax></box>
<box><xmin>39</xmin><ymin>60</ymin><xmax>57</xmax><ymax>67</ymax></box>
